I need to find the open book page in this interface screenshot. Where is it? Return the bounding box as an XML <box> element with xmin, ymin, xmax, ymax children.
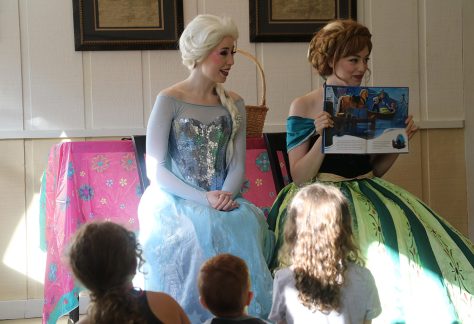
<box><xmin>323</xmin><ymin>85</ymin><xmax>409</xmax><ymax>154</ymax></box>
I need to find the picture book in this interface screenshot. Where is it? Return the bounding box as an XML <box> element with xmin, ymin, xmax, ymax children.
<box><xmin>323</xmin><ymin>85</ymin><xmax>409</xmax><ymax>154</ymax></box>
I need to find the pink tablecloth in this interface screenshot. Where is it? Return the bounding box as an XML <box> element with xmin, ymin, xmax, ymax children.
<box><xmin>241</xmin><ymin>137</ymin><xmax>278</xmax><ymax>216</ymax></box>
<box><xmin>41</xmin><ymin>138</ymin><xmax>276</xmax><ymax>323</ymax></box>
<box><xmin>42</xmin><ymin>141</ymin><xmax>141</xmax><ymax>323</ymax></box>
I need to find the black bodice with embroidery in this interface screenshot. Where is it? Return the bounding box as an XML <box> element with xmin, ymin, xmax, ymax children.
<box><xmin>307</xmin><ymin>135</ymin><xmax>373</xmax><ymax>178</ymax></box>
<box><xmin>319</xmin><ymin>153</ymin><xmax>373</xmax><ymax>178</ymax></box>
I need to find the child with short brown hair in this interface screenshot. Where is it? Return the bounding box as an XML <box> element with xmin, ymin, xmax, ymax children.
<box><xmin>198</xmin><ymin>253</ymin><xmax>270</xmax><ymax>324</ymax></box>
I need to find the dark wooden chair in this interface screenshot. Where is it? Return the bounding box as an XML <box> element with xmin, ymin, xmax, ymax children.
<box><xmin>131</xmin><ymin>135</ymin><xmax>150</xmax><ymax>191</ymax></box>
<box><xmin>263</xmin><ymin>132</ymin><xmax>293</xmax><ymax>269</ymax></box>
<box><xmin>263</xmin><ymin>132</ymin><xmax>292</xmax><ymax>193</ymax></box>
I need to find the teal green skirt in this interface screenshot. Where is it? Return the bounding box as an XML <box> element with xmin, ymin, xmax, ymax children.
<box><xmin>268</xmin><ymin>177</ymin><xmax>474</xmax><ymax>323</ymax></box>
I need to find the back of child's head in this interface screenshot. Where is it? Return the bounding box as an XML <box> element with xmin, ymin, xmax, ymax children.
<box><xmin>69</xmin><ymin>221</ymin><xmax>145</xmax><ymax>323</ymax></box>
<box><xmin>283</xmin><ymin>183</ymin><xmax>361</xmax><ymax>313</ymax></box>
<box><xmin>198</xmin><ymin>253</ymin><xmax>250</xmax><ymax>317</ymax></box>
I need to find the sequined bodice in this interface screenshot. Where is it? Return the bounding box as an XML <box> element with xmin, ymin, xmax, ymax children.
<box><xmin>169</xmin><ymin>115</ymin><xmax>231</xmax><ymax>191</ymax></box>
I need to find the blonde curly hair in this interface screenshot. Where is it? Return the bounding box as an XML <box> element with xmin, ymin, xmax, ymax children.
<box><xmin>307</xmin><ymin>19</ymin><xmax>372</xmax><ymax>79</ymax></box>
<box><xmin>283</xmin><ymin>183</ymin><xmax>363</xmax><ymax>313</ymax></box>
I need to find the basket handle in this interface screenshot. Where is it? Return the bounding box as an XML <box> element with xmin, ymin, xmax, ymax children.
<box><xmin>237</xmin><ymin>49</ymin><xmax>266</xmax><ymax>106</ymax></box>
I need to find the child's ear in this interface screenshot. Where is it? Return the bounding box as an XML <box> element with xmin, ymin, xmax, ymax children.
<box><xmin>245</xmin><ymin>291</ymin><xmax>254</xmax><ymax>306</ymax></box>
<box><xmin>199</xmin><ymin>296</ymin><xmax>209</xmax><ymax>310</ymax></box>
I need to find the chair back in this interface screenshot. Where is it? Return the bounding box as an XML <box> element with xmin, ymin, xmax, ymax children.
<box><xmin>263</xmin><ymin>132</ymin><xmax>292</xmax><ymax>193</ymax></box>
<box><xmin>131</xmin><ymin>135</ymin><xmax>149</xmax><ymax>191</ymax></box>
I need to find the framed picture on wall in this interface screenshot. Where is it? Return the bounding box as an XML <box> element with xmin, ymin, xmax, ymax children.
<box><xmin>249</xmin><ymin>0</ymin><xmax>357</xmax><ymax>42</ymax></box>
<box><xmin>72</xmin><ymin>0</ymin><xmax>184</xmax><ymax>50</ymax></box>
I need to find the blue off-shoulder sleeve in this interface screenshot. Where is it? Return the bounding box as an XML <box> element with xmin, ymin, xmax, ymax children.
<box><xmin>286</xmin><ymin>116</ymin><xmax>316</xmax><ymax>152</ymax></box>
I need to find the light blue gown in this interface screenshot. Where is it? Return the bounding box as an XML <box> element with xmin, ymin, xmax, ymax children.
<box><xmin>138</xmin><ymin>95</ymin><xmax>274</xmax><ymax>323</ymax></box>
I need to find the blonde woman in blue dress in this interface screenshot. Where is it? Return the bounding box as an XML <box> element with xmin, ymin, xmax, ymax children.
<box><xmin>138</xmin><ymin>14</ymin><xmax>273</xmax><ymax>323</ymax></box>
<box><xmin>268</xmin><ymin>19</ymin><xmax>474</xmax><ymax>323</ymax></box>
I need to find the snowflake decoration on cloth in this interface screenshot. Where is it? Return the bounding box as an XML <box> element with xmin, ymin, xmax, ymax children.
<box><xmin>119</xmin><ymin>178</ymin><xmax>127</xmax><ymax>187</ymax></box>
<box><xmin>67</xmin><ymin>162</ymin><xmax>75</xmax><ymax>179</ymax></box>
<box><xmin>91</xmin><ymin>154</ymin><xmax>110</xmax><ymax>173</ymax></box>
<box><xmin>256</xmin><ymin>152</ymin><xmax>270</xmax><ymax>172</ymax></box>
<box><xmin>48</xmin><ymin>263</ymin><xmax>57</xmax><ymax>282</ymax></box>
<box><xmin>78</xmin><ymin>184</ymin><xmax>94</xmax><ymax>201</ymax></box>
<box><xmin>121</xmin><ymin>152</ymin><xmax>137</xmax><ymax>171</ymax></box>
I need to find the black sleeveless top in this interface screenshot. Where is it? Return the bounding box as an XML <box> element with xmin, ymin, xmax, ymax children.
<box><xmin>135</xmin><ymin>290</ymin><xmax>164</xmax><ymax>324</ymax></box>
<box><xmin>310</xmin><ymin>135</ymin><xmax>373</xmax><ymax>178</ymax></box>
<box><xmin>210</xmin><ymin>316</ymin><xmax>269</xmax><ymax>323</ymax></box>
<box><xmin>319</xmin><ymin>153</ymin><xmax>373</xmax><ymax>178</ymax></box>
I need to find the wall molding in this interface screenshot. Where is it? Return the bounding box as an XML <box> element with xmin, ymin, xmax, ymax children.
<box><xmin>416</xmin><ymin>120</ymin><xmax>464</xmax><ymax>129</ymax></box>
<box><xmin>0</xmin><ymin>296</ymin><xmax>89</xmax><ymax>320</ymax></box>
<box><xmin>0</xmin><ymin>120</ymin><xmax>465</xmax><ymax>140</ymax></box>
<box><xmin>264</xmin><ymin>119</ymin><xmax>465</xmax><ymax>133</ymax></box>
<box><xmin>0</xmin><ymin>129</ymin><xmax>146</xmax><ymax>140</ymax></box>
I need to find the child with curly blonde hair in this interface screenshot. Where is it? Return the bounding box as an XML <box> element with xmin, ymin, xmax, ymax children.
<box><xmin>269</xmin><ymin>183</ymin><xmax>381</xmax><ymax>323</ymax></box>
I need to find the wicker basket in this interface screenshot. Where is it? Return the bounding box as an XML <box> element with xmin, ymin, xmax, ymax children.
<box><xmin>237</xmin><ymin>49</ymin><xmax>268</xmax><ymax>138</ymax></box>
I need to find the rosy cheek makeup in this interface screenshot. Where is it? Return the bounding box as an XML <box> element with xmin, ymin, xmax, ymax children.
<box><xmin>210</xmin><ymin>50</ymin><xmax>223</xmax><ymax>64</ymax></box>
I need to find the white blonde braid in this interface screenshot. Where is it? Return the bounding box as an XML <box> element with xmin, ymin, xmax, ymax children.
<box><xmin>215</xmin><ymin>84</ymin><xmax>241</xmax><ymax>165</ymax></box>
<box><xmin>179</xmin><ymin>14</ymin><xmax>241</xmax><ymax>165</ymax></box>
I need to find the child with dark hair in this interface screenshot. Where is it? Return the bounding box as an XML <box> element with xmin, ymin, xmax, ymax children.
<box><xmin>68</xmin><ymin>221</ymin><xmax>190</xmax><ymax>324</ymax></box>
<box><xmin>269</xmin><ymin>183</ymin><xmax>381</xmax><ymax>324</ymax></box>
<box><xmin>198</xmin><ymin>253</ymin><xmax>270</xmax><ymax>324</ymax></box>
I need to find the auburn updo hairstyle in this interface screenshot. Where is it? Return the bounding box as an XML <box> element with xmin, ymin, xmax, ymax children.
<box><xmin>307</xmin><ymin>19</ymin><xmax>372</xmax><ymax>78</ymax></box>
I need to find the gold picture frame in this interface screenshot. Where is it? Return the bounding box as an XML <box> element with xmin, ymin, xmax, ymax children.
<box><xmin>250</xmin><ymin>0</ymin><xmax>357</xmax><ymax>42</ymax></box>
<box><xmin>73</xmin><ymin>0</ymin><xmax>184</xmax><ymax>50</ymax></box>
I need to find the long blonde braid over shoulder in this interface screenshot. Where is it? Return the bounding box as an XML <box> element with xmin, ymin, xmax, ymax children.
<box><xmin>215</xmin><ymin>84</ymin><xmax>241</xmax><ymax>165</ymax></box>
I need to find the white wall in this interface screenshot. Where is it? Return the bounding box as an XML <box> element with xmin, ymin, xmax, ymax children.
<box><xmin>463</xmin><ymin>0</ymin><xmax>474</xmax><ymax>238</ymax></box>
<box><xmin>1</xmin><ymin>0</ymin><xmax>467</xmax><ymax>137</ymax></box>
